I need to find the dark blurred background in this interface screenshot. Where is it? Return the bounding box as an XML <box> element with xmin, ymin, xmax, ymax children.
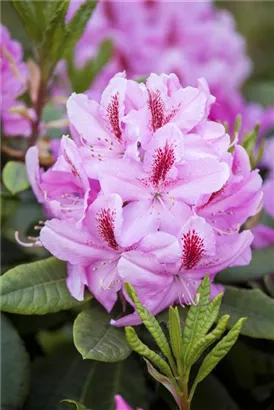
<box><xmin>2</xmin><ymin>1</ymin><xmax>274</xmax><ymax>106</ymax></box>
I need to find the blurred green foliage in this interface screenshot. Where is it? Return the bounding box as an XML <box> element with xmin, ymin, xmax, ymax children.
<box><xmin>217</xmin><ymin>1</ymin><xmax>274</xmax><ymax>83</ymax></box>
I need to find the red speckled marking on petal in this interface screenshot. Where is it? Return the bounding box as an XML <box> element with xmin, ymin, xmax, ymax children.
<box><xmin>182</xmin><ymin>229</ymin><xmax>205</xmax><ymax>270</ymax></box>
<box><xmin>97</xmin><ymin>208</ymin><xmax>119</xmax><ymax>250</ymax></box>
<box><xmin>151</xmin><ymin>141</ymin><xmax>176</xmax><ymax>186</ymax></box>
<box><xmin>148</xmin><ymin>90</ymin><xmax>166</xmax><ymax>132</ymax></box>
<box><xmin>107</xmin><ymin>93</ymin><xmax>122</xmax><ymax>142</ymax></box>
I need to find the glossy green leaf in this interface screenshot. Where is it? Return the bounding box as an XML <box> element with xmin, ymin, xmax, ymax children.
<box><xmin>26</xmin><ymin>347</ymin><xmax>148</xmax><ymax>410</ymax></box>
<box><xmin>189</xmin><ymin>317</ymin><xmax>246</xmax><ymax>401</ymax></box>
<box><xmin>219</xmin><ymin>287</ymin><xmax>274</xmax><ymax>340</ymax></box>
<box><xmin>1</xmin><ymin>313</ymin><xmax>30</xmax><ymax>409</ymax></box>
<box><xmin>217</xmin><ymin>246</ymin><xmax>274</xmax><ymax>283</ymax></box>
<box><xmin>2</xmin><ymin>161</ymin><xmax>30</xmax><ymax>195</ymax></box>
<box><xmin>0</xmin><ymin>257</ymin><xmax>92</xmax><ymax>314</ymax></box>
<box><xmin>73</xmin><ymin>306</ymin><xmax>131</xmax><ymax>362</ymax></box>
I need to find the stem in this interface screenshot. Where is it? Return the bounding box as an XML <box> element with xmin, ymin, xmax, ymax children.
<box><xmin>180</xmin><ymin>383</ymin><xmax>190</xmax><ymax>410</ymax></box>
<box><xmin>28</xmin><ymin>79</ymin><xmax>46</xmax><ymax>148</ymax></box>
<box><xmin>179</xmin><ymin>369</ymin><xmax>190</xmax><ymax>410</ymax></box>
<box><xmin>1</xmin><ymin>145</ymin><xmax>25</xmax><ymax>160</ymax></box>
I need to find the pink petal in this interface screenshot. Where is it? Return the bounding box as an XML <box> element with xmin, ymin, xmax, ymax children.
<box><xmin>173</xmin><ymin>158</ymin><xmax>230</xmax><ymax>204</ymax></box>
<box><xmin>121</xmin><ymin>200</ymin><xmax>159</xmax><ymax>247</ymax></box>
<box><xmin>114</xmin><ymin>395</ymin><xmax>133</xmax><ymax>410</ymax></box>
<box><xmin>67</xmin><ymin>93</ymin><xmax>109</xmax><ymax>144</ymax></box>
<box><xmin>25</xmin><ymin>146</ymin><xmax>44</xmax><ymax>203</ymax></box>
<box><xmin>83</xmin><ymin>193</ymin><xmax>123</xmax><ymax>248</ymax></box>
<box><xmin>40</xmin><ymin>218</ymin><xmax>112</xmax><ymax>265</ymax></box>
<box><xmin>86</xmin><ymin>260</ymin><xmax>120</xmax><ymax>313</ymax></box>
<box><xmin>66</xmin><ymin>263</ymin><xmax>87</xmax><ymax>301</ymax></box>
<box><xmin>138</xmin><ymin>231</ymin><xmax>181</xmax><ymax>263</ymax></box>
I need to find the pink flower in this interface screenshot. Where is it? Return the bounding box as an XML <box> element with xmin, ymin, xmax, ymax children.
<box><xmin>115</xmin><ymin>395</ymin><xmax>142</xmax><ymax>410</ymax></box>
<box><xmin>26</xmin><ymin>73</ymin><xmax>261</xmax><ymax>324</ymax></box>
<box><xmin>0</xmin><ymin>24</ymin><xmax>32</xmax><ymax>137</ymax></box>
<box><xmin>195</xmin><ymin>145</ymin><xmax>262</xmax><ymax>234</ymax></box>
<box><xmin>111</xmin><ymin>217</ymin><xmax>253</xmax><ymax>326</ymax></box>
<box><xmin>40</xmin><ymin>193</ymin><xmax>180</xmax><ymax>306</ymax></box>
<box><xmin>210</xmin><ymin>89</ymin><xmax>274</xmax><ymax>139</ymax></box>
<box><xmin>252</xmin><ymin>138</ymin><xmax>274</xmax><ymax>249</ymax></box>
<box><xmin>26</xmin><ymin>135</ymin><xmax>99</xmax><ymax>220</ymax></box>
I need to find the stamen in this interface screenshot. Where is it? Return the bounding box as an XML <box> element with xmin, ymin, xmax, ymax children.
<box><xmin>177</xmin><ymin>275</ymin><xmax>199</xmax><ymax>306</ymax></box>
<box><xmin>15</xmin><ymin>231</ymin><xmax>42</xmax><ymax>247</ymax></box>
<box><xmin>100</xmin><ymin>278</ymin><xmax>121</xmax><ymax>290</ymax></box>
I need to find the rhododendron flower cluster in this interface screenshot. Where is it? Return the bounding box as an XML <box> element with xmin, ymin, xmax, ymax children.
<box><xmin>0</xmin><ymin>24</ymin><xmax>33</xmax><ymax>137</ymax></box>
<box><xmin>26</xmin><ymin>73</ymin><xmax>262</xmax><ymax>325</ymax></box>
<box><xmin>57</xmin><ymin>0</ymin><xmax>274</xmax><ymax>138</ymax></box>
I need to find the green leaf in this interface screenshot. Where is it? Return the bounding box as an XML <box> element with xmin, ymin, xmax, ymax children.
<box><xmin>0</xmin><ymin>257</ymin><xmax>92</xmax><ymax>314</ymax></box>
<box><xmin>189</xmin><ymin>317</ymin><xmax>246</xmax><ymax>401</ymax></box>
<box><xmin>1</xmin><ymin>313</ymin><xmax>30</xmax><ymax>409</ymax></box>
<box><xmin>168</xmin><ymin>307</ymin><xmax>183</xmax><ymax>375</ymax></box>
<box><xmin>187</xmin><ymin>314</ymin><xmax>230</xmax><ymax>368</ymax></box>
<box><xmin>192</xmin><ymin>374</ymin><xmax>239</xmax><ymax>410</ymax></box>
<box><xmin>219</xmin><ymin>287</ymin><xmax>274</xmax><ymax>340</ymax></box>
<box><xmin>264</xmin><ymin>274</ymin><xmax>274</xmax><ymax>298</ymax></box>
<box><xmin>9</xmin><ymin>311</ymin><xmax>68</xmax><ymax>336</ymax></box>
<box><xmin>182</xmin><ymin>276</ymin><xmax>212</xmax><ymax>367</ymax></box>
<box><xmin>73</xmin><ymin>306</ymin><xmax>131</xmax><ymax>362</ymax></box>
<box><xmin>26</xmin><ymin>347</ymin><xmax>148</xmax><ymax>410</ymax></box>
<box><xmin>145</xmin><ymin>360</ymin><xmax>180</xmax><ymax>408</ymax></box>
<box><xmin>61</xmin><ymin>399</ymin><xmax>87</xmax><ymax>410</ymax></box>
<box><xmin>125</xmin><ymin>282</ymin><xmax>175</xmax><ymax>370</ymax></box>
<box><xmin>38</xmin><ymin>0</ymin><xmax>69</xmax><ymax>79</ymax></box>
<box><xmin>246</xmin><ymin>81</ymin><xmax>274</xmax><ymax>108</ymax></box>
<box><xmin>37</xmin><ymin>325</ymin><xmax>73</xmax><ymax>355</ymax></box>
<box><xmin>125</xmin><ymin>326</ymin><xmax>173</xmax><ymax>380</ymax></box>
<box><xmin>224</xmin><ymin>340</ymin><xmax>274</xmax><ymax>391</ymax></box>
<box><xmin>217</xmin><ymin>246</ymin><xmax>274</xmax><ymax>283</ymax></box>
<box><xmin>2</xmin><ymin>161</ymin><xmax>30</xmax><ymax>195</ymax></box>
<box><xmin>67</xmin><ymin>39</ymin><xmax>113</xmax><ymax>93</ymax></box>
<box><xmin>11</xmin><ymin>0</ymin><xmax>41</xmax><ymax>42</ymax></box>
<box><xmin>63</xmin><ymin>0</ymin><xmax>97</xmax><ymax>58</ymax></box>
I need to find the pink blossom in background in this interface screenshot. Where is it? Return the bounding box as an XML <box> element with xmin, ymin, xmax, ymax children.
<box><xmin>27</xmin><ymin>73</ymin><xmax>262</xmax><ymax>325</ymax></box>
<box><xmin>252</xmin><ymin>137</ymin><xmax>274</xmax><ymax>249</ymax></box>
<box><xmin>115</xmin><ymin>395</ymin><xmax>142</xmax><ymax>410</ymax></box>
<box><xmin>54</xmin><ymin>0</ymin><xmax>274</xmax><ymax>138</ymax></box>
<box><xmin>0</xmin><ymin>24</ymin><xmax>32</xmax><ymax>137</ymax></box>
